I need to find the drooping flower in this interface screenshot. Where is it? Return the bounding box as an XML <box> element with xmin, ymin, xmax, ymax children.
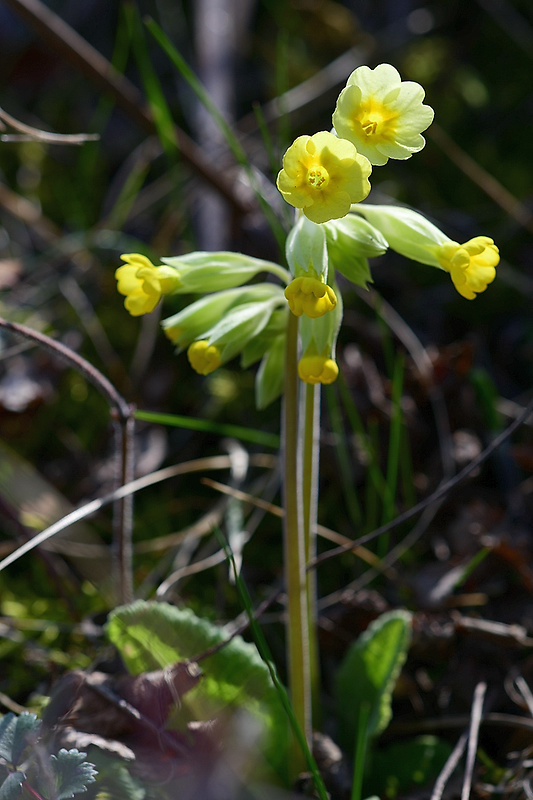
<box><xmin>332</xmin><ymin>63</ymin><xmax>434</xmax><ymax>166</ymax></box>
<box><xmin>116</xmin><ymin>253</ymin><xmax>181</xmax><ymax>316</ymax></box>
<box><xmin>185</xmin><ymin>290</ymin><xmax>287</xmax><ymax>377</ymax></box>
<box><xmin>298</xmin><ymin>280</ymin><xmax>343</xmax><ymax>385</ymax></box>
<box><xmin>276</xmin><ymin>131</ymin><xmax>371</xmax><ymax>224</ymax></box>
<box><xmin>163</xmin><ymin>285</ymin><xmax>284</xmax><ymax>348</ymax></box>
<box><xmin>298</xmin><ymin>353</ymin><xmax>339</xmax><ymax>385</ymax></box>
<box><xmin>187</xmin><ymin>340</ymin><xmax>222</xmax><ymax>375</ymax></box>
<box><xmin>435</xmin><ymin>237</ymin><xmax>499</xmax><ymax>299</ymax></box>
<box><xmin>285</xmin><ymin>276</ymin><xmax>337</xmax><ymax>318</ymax></box>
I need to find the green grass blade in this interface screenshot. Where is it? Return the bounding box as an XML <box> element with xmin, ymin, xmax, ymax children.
<box><xmin>144</xmin><ymin>16</ymin><xmax>287</xmax><ymax>250</ymax></box>
<box><xmin>382</xmin><ymin>353</ymin><xmax>405</xmax><ymax>525</ymax></box>
<box><xmin>216</xmin><ymin>530</ymin><xmax>329</xmax><ymax>800</ymax></box>
<box><xmin>325</xmin><ymin>384</ymin><xmax>362</xmax><ymax>526</ymax></box>
<box><xmin>124</xmin><ymin>5</ymin><xmax>178</xmax><ymax>157</ymax></box>
<box><xmin>134</xmin><ymin>408</ymin><xmax>280</xmax><ymax>448</ymax></box>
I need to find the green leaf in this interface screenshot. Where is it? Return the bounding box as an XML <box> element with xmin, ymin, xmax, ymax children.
<box><xmin>255</xmin><ymin>334</ymin><xmax>285</xmax><ymax>409</ymax></box>
<box><xmin>133</xmin><ymin>409</ymin><xmax>280</xmax><ymax>449</ymax></box>
<box><xmin>366</xmin><ymin>736</ymin><xmax>452</xmax><ymax>798</ymax></box>
<box><xmin>0</xmin><ymin>716</ymin><xmax>16</xmax><ymax>764</ymax></box>
<box><xmin>0</xmin><ymin>714</ymin><xmax>40</xmax><ymax>767</ymax></box>
<box><xmin>0</xmin><ymin>771</ymin><xmax>24</xmax><ymax>800</ymax></box>
<box><xmin>106</xmin><ymin>601</ymin><xmax>289</xmax><ymax>775</ymax></box>
<box><xmin>334</xmin><ymin>610</ymin><xmax>412</xmax><ymax>751</ymax></box>
<box><xmin>11</xmin><ymin>714</ymin><xmax>39</xmax><ymax>768</ymax></box>
<box><xmin>47</xmin><ymin>749</ymin><xmax>97</xmax><ymax>800</ymax></box>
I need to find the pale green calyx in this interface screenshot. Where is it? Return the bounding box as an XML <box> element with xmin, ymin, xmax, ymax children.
<box><xmin>354</xmin><ymin>204</ymin><xmax>451</xmax><ymax>267</ymax></box>
<box><xmin>324</xmin><ymin>214</ymin><xmax>389</xmax><ymax>288</ymax></box>
<box><xmin>162</xmin><ymin>284</ymin><xmax>283</xmax><ymax>348</ymax></box>
<box><xmin>187</xmin><ymin>289</ymin><xmax>286</xmax><ymax>375</ymax></box>
<box><xmin>285</xmin><ymin>214</ymin><xmax>329</xmax><ymax>281</ymax></box>
<box><xmin>161</xmin><ymin>251</ymin><xmax>291</xmax><ymax>292</ymax></box>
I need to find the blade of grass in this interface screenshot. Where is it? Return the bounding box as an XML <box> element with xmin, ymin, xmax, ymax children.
<box><xmin>123</xmin><ymin>4</ymin><xmax>178</xmax><ymax>157</ymax></box>
<box><xmin>144</xmin><ymin>16</ymin><xmax>287</xmax><ymax>250</ymax></box>
<box><xmin>215</xmin><ymin>529</ymin><xmax>329</xmax><ymax>800</ymax></box>
<box><xmin>134</xmin><ymin>408</ymin><xmax>280</xmax><ymax>448</ymax></box>
<box><xmin>337</xmin><ymin>376</ymin><xmax>391</xmax><ymax>531</ymax></box>
<box><xmin>325</xmin><ymin>384</ymin><xmax>362</xmax><ymax>527</ymax></box>
<box><xmin>382</xmin><ymin>353</ymin><xmax>405</xmax><ymax>525</ymax></box>
<box><xmin>351</xmin><ymin>700</ymin><xmax>371</xmax><ymax>800</ymax></box>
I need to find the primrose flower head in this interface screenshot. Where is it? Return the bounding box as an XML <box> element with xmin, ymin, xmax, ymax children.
<box><xmin>116</xmin><ymin>253</ymin><xmax>181</xmax><ymax>316</ymax></box>
<box><xmin>436</xmin><ymin>236</ymin><xmax>499</xmax><ymax>300</ymax></box>
<box><xmin>277</xmin><ymin>131</ymin><xmax>371</xmax><ymax>224</ymax></box>
<box><xmin>285</xmin><ymin>275</ymin><xmax>337</xmax><ymax>318</ymax></box>
<box><xmin>187</xmin><ymin>340</ymin><xmax>222</xmax><ymax>375</ymax></box>
<box><xmin>332</xmin><ymin>63</ymin><xmax>434</xmax><ymax>166</ymax></box>
<box><xmin>298</xmin><ymin>353</ymin><xmax>339</xmax><ymax>385</ymax></box>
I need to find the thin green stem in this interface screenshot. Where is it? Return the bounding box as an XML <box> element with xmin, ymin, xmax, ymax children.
<box><xmin>302</xmin><ymin>381</ymin><xmax>320</xmax><ymax>722</ymax></box>
<box><xmin>282</xmin><ymin>312</ymin><xmax>311</xmax><ymax>774</ymax></box>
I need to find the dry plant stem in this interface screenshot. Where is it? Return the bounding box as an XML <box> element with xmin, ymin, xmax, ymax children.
<box><xmin>302</xmin><ymin>381</ymin><xmax>320</xmax><ymax>721</ymax></box>
<box><xmin>462</xmin><ymin>682</ymin><xmax>487</xmax><ymax>800</ymax></box>
<box><xmin>0</xmin><ymin>317</ymin><xmax>134</xmax><ymax>604</ymax></box>
<box><xmin>282</xmin><ymin>311</ymin><xmax>311</xmax><ymax>772</ymax></box>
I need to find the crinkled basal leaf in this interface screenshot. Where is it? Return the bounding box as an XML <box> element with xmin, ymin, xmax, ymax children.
<box><xmin>0</xmin><ymin>771</ymin><xmax>24</xmax><ymax>800</ymax></box>
<box><xmin>106</xmin><ymin>601</ymin><xmax>289</xmax><ymax>775</ymax></box>
<box><xmin>45</xmin><ymin>749</ymin><xmax>97</xmax><ymax>800</ymax></box>
<box><xmin>0</xmin><ymin>713</ymin><xmax>40</xmax><ymax>767</ymax></box>
<box><xmin>334</xmin><ymin>610</ymin><xmax>412</xmax><ymax>751</ymax></box>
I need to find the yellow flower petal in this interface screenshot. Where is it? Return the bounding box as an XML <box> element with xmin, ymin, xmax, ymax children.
<box><xmin>276</xmin><ymin>131</ymin><xmax>371</xmax><ymax>224</ymax></box>
<box><xmin>115</xmin><ymin>254</ymin><xmax>181</xmax><ymax>316</ymax></box>
<box><xmin>187</xmin><ymin>340</ymin><xmax>222</xmax><ymax>375</ymax></box>
<box><xmin>298</xmin><ymin>354</ymin><xmax>339</xmax><ymax>385</ymax></box>
<box><xmin>436</xmin><ymin>236</ymin><xmax>499</xmax><ymax>299</ymax></box>
<box><xmin>332</xmin><ymin>64</ymin><xmax>434</xmax><ymax>166</ymax></box>
<box><xmin>285</xmin><ymin>276</ymin><xmax>337</xmax><ymax>318</ymax></box>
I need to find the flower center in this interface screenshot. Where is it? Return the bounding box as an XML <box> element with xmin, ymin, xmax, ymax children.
<box><xmin>358</xmin><ymin>101</ymin><xmax>393</xmax><ymax>139</ymax></box>
<box><xmin>306</xmin><ymin>165</ymin><xmax>330</xmax><ymax>190</ymax></box>
<box><xmin>361</xmin><ymin>118</ymin><xmax>379</xmax><ymax>136</ymax></box>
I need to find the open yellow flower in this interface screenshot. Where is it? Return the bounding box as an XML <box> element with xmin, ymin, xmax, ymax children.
<box><xmin>436</xmin><ymin>236</ymin><xmax>499</xmax><ymax>299</ymax></box>
<box><xmin>276</xmin><ymin>131</ymin><xmax>371</xmax><ymax>224</ymax></box>
<box><xmin>187</xmin><ymin>340</ymin><xmax>222</xmax><ymax>375</ymax></box>
<box><xmin>332</xmin><ymin>64</ymin><xmax>434</xmax><ymax>166</ymax></box>
<box><xmin>285</xmin><ymin>276</ymin><xmax>337</xmax><ymax>318</ymax></box>
<box><xmin>298</xmin><ymin>354</ymin><xmax>339</xmax><ymax>385</ymax></box>
<box><xmin>116</xmin><ymin>253</ymin><xmax>181</xmax><ymax>316</ymax></box>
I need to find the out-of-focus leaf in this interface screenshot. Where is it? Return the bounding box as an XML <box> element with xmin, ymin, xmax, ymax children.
<box><xmin>106</xmin><ymin>600</ymin><xmax>289</xmax><ymax>776</ymax></box>
<box><xmin>334</xmin><ymin>610</ymin><xmax>412</xmax><ymax>751</ymax></box>
<box><xmin>0</xmin><ymin>713</ymin><xmax>40</xmax><ymax>767</ymax></box>
<box><xmin>0</xmin><ymin>771</ymin><xmax>24</xmax><ymax>800</ymax></box>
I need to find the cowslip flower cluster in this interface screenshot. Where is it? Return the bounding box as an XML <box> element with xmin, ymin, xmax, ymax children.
<box><xmin>115</xmin><ymin>63</ymin><xmax>499</xmax><ymax>403</ymax></box>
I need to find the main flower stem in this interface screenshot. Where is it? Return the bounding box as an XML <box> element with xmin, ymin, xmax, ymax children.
<box><xmin>302</xmin><ymin>381</ymin><xmax>320</xmax><ymax>722</ymax></box>
<box><xmin>282</xmin><ymin>311</ymin><xmax>311</xmax><ymax>773</ymax></box>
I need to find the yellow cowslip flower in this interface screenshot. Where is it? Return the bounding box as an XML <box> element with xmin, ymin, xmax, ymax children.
<box><xmin>187</xmin><ymin>340</ymin><xmax>222</xmax><ymax>375</ymax></box>
<box><xmin>298</xmin><ymin>354</ymin><xmax>339</xmax><ymax>385</ymax></box>
<box><xmin>276</xmin><ymin>131</ymin><xmax>371</xmax><ymax>224</ymax></box>
<box><xmin>436</xmin><ymin>237</ymin><xmax>499</xmax><ymax>300</ymax></box>
<box><xmin>285</xmin><ymin>276</ymin><xmax>337</xmax><ymax>318</ymax></box>
<box><xmin>116</xmin><ymin>253</ymin><xmax>181</xmax><ymax>316</ymax></box>
<box><xmin>332</xmin><ymin>64</ymin><xmax>434</xmax><ymax>166</ymax></box>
